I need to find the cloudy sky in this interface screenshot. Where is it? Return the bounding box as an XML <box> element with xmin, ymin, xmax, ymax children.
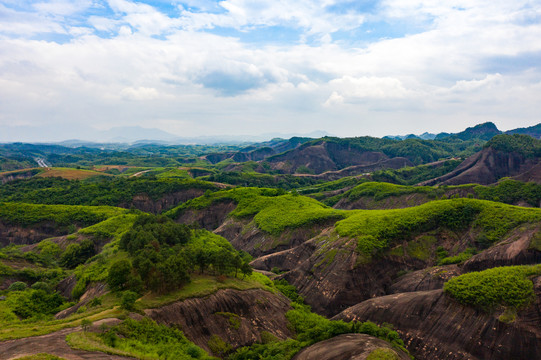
<box><xmin>1</xmin><ymin>0</ymin><xmax>540</xmax><ymax>141</ymax></box>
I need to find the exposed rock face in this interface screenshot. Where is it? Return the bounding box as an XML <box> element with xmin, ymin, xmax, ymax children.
<box><xmin>292</xmin><ymin>333</ymin><xmax>411</xmax><ymax>360</ymax></box>
<box><xmin>463</xmin><ymin>227</ymin><xmax>541</xmax><ymax>272</ymax></box>
<box><xmin>174</xmin><ymin>199</ymin><xmax>237</xmax><ymax>230</ymax></box>
<box><xmin>0</xmin><ymin>221</ymin><xmax>64</xmax><ymax>246</ymax></box>
<box><xmin>56</xmin><ymin>274</ymin><xmax>77</xmax><ymax>300</ymax></box>
<box><xmin>251</xmin><ymin>230</ymin><xmax>424</xmax><ymax>317</ymax></box>
<box><xmin>421</xmin><ymin>148</ymin><xmax>541</xmax><ymax>186</ymax></box>
<box><xmin>389</xmin><ymin>265</ymin><xmax>462</xmax><ymax>294</ymax></box>
<box><xmin>265</xmin><ymin>141</ymin><xmax>412</xmax><ymax>175</ymax></box>
<box><xmin>55</xmin><ymin>282</ymin><xmax>107</xmax><ymax>319</ymax></box>
<box><xmin>204</xmin><ymin>147</ymin><xmax>277</xmax><ymax>164</ymax></box>
<box><xmin>120</xmin><ymin>189</ymin><xmax>206</xmax><ymax>214</ymax></box>
<box><xmin>334</xmin><ymin>285</ymin><xmax>541</xmax><ymax>360</ymax></box>
<box><xmin>215</xmin><ymin>218</ymin><xmax>335</xmax><ymax>257</ymax></box>
<box><xmin>145</xmin><ymin>288</ymin><xmax>292</xmax><ymax>355</ymax></box>
<box><xmin>0</xmin><ymin>169</ymin><xmax>39</xmax><ymax>184</ymax></box>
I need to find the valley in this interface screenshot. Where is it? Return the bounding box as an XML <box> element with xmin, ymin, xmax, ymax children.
<box><xmin>0</xmin><ymin>123</ymin><xmax>540</xmax><ymax>360</ymax></box>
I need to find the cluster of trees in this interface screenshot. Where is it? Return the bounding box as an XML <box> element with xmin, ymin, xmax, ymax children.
<box><xmin>486</xmin><ymin>134</ymin><xmax>541</xmax><ymax>157</ymax></box>
<box><xmin>107</xmin><ymin>214</ymin><xmax>252</xmax><ymax>294</ymax></box>
<box><xmin>203</xmin><ymin>171</ymin><xmax>320</xmax><ymax>190</ymax></box>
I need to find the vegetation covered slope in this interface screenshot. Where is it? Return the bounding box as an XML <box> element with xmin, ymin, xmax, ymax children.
<box><xmin>0</xmin><ymin>177</ymin><xmax>218</xmax><ymax>207</ymax></box>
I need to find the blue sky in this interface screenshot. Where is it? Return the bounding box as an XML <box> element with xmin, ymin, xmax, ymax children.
<box><xmin>1</xmin><ymin>0</ymin><xmax>540</xmax><ymax>141</ymax></box>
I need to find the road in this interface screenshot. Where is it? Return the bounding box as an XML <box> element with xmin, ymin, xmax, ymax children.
<box><xmin>35</xmin><ymin>157</ymin><xmax>50</xmax><ymax>167</ymax></box>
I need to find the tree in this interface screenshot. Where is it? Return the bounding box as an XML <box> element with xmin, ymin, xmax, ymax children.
<box><xmin>60</xmin><ymin>239</ymin><xmax>95</xmax><ymax>268</ymax></box>
<box><xmin>107</xmin><ymin>259</ymin><xmax>132</xmax><ymax>291</ymax></box>
<box><xmin>240</xmin><ymin>261</ymin><xmax>252</xmax><ymax>279</ymax></box>
<box><xmin>121</xmin><ymin>290</ymin><xmax>138</xmax><ymax>311</ymax></box>
<box><xmin>81</xmin><ymin>319</ymin><xmax>92</xmax><ymax>332</ymax></box>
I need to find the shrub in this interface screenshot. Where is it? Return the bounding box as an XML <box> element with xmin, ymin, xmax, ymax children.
<box><xmin>444</xmin><ymin>265</ymin><xmax>541</xmax><ymax>310</ymax></box>
<box><xmin>60</xmin><ymin>239</ymin><xmax>95</xmax><ymax>269</ymax></box>
<box><xmin>107</xmin><ymin>259</ymin><xmax>132</xmax><ymax>292</ymax></box>
<box><xmin>120</xmin><ymin>291</ymin><xmax>138</xmax><ymax>311</ymax></box>
<box><xmin>8</xmin><ymin>281</ymin><xmax>27</xmax><ymax>292</ymax></box>
<box><xmin>30</xmin><ymin>281</ymin><xmax>51</xmax><ymax>292</ymax></box>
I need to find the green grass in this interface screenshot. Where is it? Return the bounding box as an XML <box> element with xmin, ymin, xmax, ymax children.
<box><xmin>0</xmin><ymin>202</ymin><xmax>127</xmax><ymax>227</ymax></box>
<box><xmin>12</xmin><ymin>354</ymin><xmax>66</xmax><ymax>360</ymax></box>
<box><xmin>345</xmin><ymin>182</ymin><xmax>441</xmax><ymax>202</ymax></box>
<box><xmin>138</xmin><ymin>273</ymin><xmax>274</xmax><ymax>309</ymax></box>
<box><xmin>438</xmin><ymin>248</ymin><xmax>476</xmax><ymax>265</ymax></box>
<box><xmin>336</xmin><ymin>199</ymin><xmax>541</xmax><ymax>261</ymax></box>
<box><xmin>167</xmin><ymin>188</ymin><xmax>347</xmax><ymax>236</ymax></box>
<box><xmin>78</xmin><ymin>213</ymin><xmax>139</xmax><ymax>240</ymax></box>
<box><xmin>66</xmin><ymin>317</ymin><xmax>216</xmax><ymax>360</ymax></box>
<box><xmin>366</xmin><ymin>348</ymin><xmax>400</xmax><ymax>360</ymax></box>
<box><xmin>406</xmin><ymin>235</ymin><xmax>437</xmax><ymax>261</ymax></box>
<box><xmin>529</xmin><ymin>232</ymin><xmax>541</xmax><ymax>251</ymax></box>
<box><xmin>0</xmin><ymin>306</ymin><xmax>123</xmax><ymax>341</ymax></box>
<box><xmin>239</xmin><ymin>195</ymin><xmax>346</xmax><ymax>236</ymax></box>
<box><xmin>444</xmin><ymin>265</ymin><xmax>541</xmax><ymax>310</ymax></box>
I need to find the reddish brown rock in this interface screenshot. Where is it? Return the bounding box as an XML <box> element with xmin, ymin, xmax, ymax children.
<box><xmin>145</xmin><ymin>288</ymin><xmax>292</xmax><ymax>355</ymax></box>
<box><xmin>334</xmin><ymin>284</ymin><xmax>541</xmax><ymax>360</ymax></box>
<box><xmin>292</xmin><ymin>333</ymin><xmax>411</xmax><ymax>360</ymax></box>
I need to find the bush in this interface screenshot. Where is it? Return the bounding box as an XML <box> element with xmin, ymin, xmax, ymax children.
<box><xmin>107</xmin><ymin>259</ymin><xmax>132</xmax><ymax>292</ymax></box>
<box><xmin>8</xmin><ymin>281</ymin><xmax>27</xmax><ymax>292</ymax></box>
<box><xmin>120</xmin><ymin>291</ymin><xmax>138</xmax><ymax>311</ymax></box>
<box><xmin>11</xmin><ymin>289</ymin><xmax>65</xmax><ymax>319</ymax></box>
<box><xmin>30</xmin><ymin>281</ymin><xmax>51</xmax><ymax>292</ymax></box>
<box><xmin>60</xmin><ymin>239</ymin><xmax>95</xmax><ymax>269</ymax></box>
<box><xmin>444</xmin><ymin>265</ymin><xmax>541</xmax><ymax>310</ymax></box>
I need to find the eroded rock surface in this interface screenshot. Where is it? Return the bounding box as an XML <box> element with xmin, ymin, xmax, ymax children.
<box><xmin>334</xmin><ymin>285</ymin><xmax>541</xmax><ymax>360</ymax></box>
<box><xmin>145</xmin><ymin>288</ymin><xmax>292</xmax><ymax>355</ymax></box>
<box><xmin>292</xmin><ymin>333</ymin><xmax>410</xmax><ymax>360</ymax></box>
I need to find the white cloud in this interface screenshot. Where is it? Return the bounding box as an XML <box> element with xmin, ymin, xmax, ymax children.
<box><xmin>326</xmin><ymin>76</ymin><xmax>410</xmax><ymax>103</ymax></box>
<box><xmin>33</xmin><ymin>0</ymin><xmax>94</xmax><ymax>16</ymax></box>
<box><xmin>448</xmin><ymin>74</ymin><xmax>503</xmax><ymax>93</ymax></box>
<box><xmin>0</xmin><ymin>0</ymin><xmax>540</xmax><ymax>139</ymax></box>
<box><xmin>120</xmin><ymin>86</ymin><xmax>160</xmax><ymax>100</ymax></box>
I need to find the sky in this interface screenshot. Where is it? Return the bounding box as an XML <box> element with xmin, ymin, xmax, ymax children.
<box><xmin>1</xmin><ymin>0</ymin><xmax>541</xmax><ymax>141</ymax></box>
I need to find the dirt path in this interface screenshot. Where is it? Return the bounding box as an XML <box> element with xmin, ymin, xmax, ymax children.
<box><xmin>0</xmin><ymin>319</ymin><xmax>134</xmax><ymax>360</ymax></box>
<box><xmin>130</xmin><ymin>170</ymin><xmax>151</xmax><ymax>177</ymax></box>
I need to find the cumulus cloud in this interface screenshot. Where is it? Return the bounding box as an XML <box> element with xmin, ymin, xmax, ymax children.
<box><xmin>0</xmin><ymin>0</ymin><xmax>540</xmax><ymax>139</ymax></box>
<box><xmin>120</xmin><ymin>86</ymin><xmax>160</xmax><ymax>101</ymax></box>
<box><xmin>326</xmin><ymin>76</ymin><xmax>410</xmax><ymax>104</ymax></box>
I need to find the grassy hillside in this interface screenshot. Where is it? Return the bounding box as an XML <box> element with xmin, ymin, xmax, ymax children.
<box><xmin>167</xmin><ymin>188</ymin><xmax>347</xmax><ymax>236</ymax></box>
<box><xmin>0</xmin><ymin>177</ymin><xmax>217</xmax><ymax>207</ymax></box>
<box><xmin>0</xmin><ymin>202</ymin><xmax>127</xmax><ymax>227</ymax></box>
<box><xmin>336</xmin><ymin>199</ymin><xmax>541</xmax><ymax>261</ymax></box>
<box><xmin>486</xmin><ymin>134</ymin><xmax>541</xmax><ymax>157</ymax></box>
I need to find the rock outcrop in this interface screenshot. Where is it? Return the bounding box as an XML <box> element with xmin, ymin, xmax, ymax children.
<box><xmin>389</xmin><ymin>265</ymin><xmax>462</xmax><ymax>294</ymax></box>
<box><xmin>120</xmin><ymin>189</ymin><xmax>207</xmax><ymax>214</ymax></box>
<box><xmin>0</xmin><ymin>221</ymin><xmax>64</xmax><ymax>246</ymax></box>
<box><xmin>145</xmin><ymin>288</ymin><xmax>292</xmax><ymax>355</ymax></box>
<box><xmin>334</xmin><ymin>284</ymin><xmax>541</xmax><ymax>360</ymax></box>
<box><xmin>174</xmin><ymin>199</ymin><xmax>237</xmax><ymax>230</ymax></box>
<box><xmin>292</xmin><ymin>333</ymin><xmax>411</xmax><ymax>360</ymax></box>
<box><xmin>251</xmin><ymin>230</ymin><xmax>425</xmax><ymax>317</ymax></box>
<box><xmin>265</xmin><ymin>141</ymin><xmax>412</xmax><ymax>175</ymax></box>
<box><xmin>462</xmin><ymin>227</ymin><xmax>541</xmax><ymax>272</ymax></box>
<box><xmin>421</xmin><ymin>147</ymin><xmax>541</xmax><ymax>186</ymax></box>
<box><xmin>216</xmin><ymin>218</ymin><xmax>335</xmax><ymax>257</ymax></box>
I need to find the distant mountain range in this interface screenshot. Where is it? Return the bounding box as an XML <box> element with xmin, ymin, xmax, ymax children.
<box><xmin>386</xmin><ymin>122</ymin><xmax>541</xmax><ymax>141</ymax></box>
<box><xmin>0</xmin><ymin>124</ymin><xmax>332</xmax><ymax>145</ymax></box>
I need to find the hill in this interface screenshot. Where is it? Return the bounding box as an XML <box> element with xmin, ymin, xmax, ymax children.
<box><xmin>421</xmin><ymin>134</ymin><xmax>541</xmax><ymax>185</ymax></box>
<box><xmin>435</xmin><ymin>122</ymin><xmax>502</xmax><ymax>141</ymax></box>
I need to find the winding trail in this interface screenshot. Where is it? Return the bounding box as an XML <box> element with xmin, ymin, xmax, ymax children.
<box><xmin>0</xmin><ymin>319</ymin><xmax>134</xmax><ymax>360</ymax></box>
